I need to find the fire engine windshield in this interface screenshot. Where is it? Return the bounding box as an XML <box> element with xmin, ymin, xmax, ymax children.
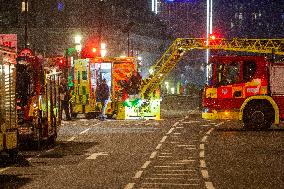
<box><xmin>217</xmin><ymin>62</ymin><xmax>240</xmax><ymax>86</ymax></box>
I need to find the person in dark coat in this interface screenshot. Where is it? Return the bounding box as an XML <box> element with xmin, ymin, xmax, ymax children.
<box><xmin>59</xmin><ymin>78</ymin><xmax>71</xmax><ymax>120</ymax></box>
<box><xmin>127</xmin><ymin>71</ymin><xmax>142</xmax><ymax>96</ymax></box>
<box><xmin>97</xmin><ymin>79</ymin><xmax>110</xmax><ymax>120</ymax></box>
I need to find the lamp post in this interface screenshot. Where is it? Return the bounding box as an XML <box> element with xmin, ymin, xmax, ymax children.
<box><xmin>206</xmin><ymin>0</ymin><xmax>213</xmax><ymax>84</ymax></box>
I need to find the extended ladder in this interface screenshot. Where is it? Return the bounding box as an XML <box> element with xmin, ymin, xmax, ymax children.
<box><xmin>140</xmin><ymin>38</ymin><xmax>284</xmax><ymax>98</ymax></box>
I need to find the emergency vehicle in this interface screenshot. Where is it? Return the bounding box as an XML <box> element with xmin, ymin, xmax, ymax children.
<box><xmin>138</xmin><ymin>37</ymin><xmax>284</xmax><ymax>128</ymax></box>
<box><xmin>202</xmin><ymin>55</ymin><xmax>284</xmax><ymax>129</ymax></box>
<box><xmin>16</xmin><ymin>54</ymin><xmax>62</xmax><ymax>147</ymax></box>
<box><xmin>0</xmin><ymin>45</ymin><xmax>18</xmax><ymax>156</ymax></box>
<box><xmin>70</xmin><ymin>57</ymin><xmax>161</xmax><ymax>119</ymax></box>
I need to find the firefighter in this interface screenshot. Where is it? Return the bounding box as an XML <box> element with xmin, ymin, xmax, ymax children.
<box><xmin>97</xmin><ymin>78</ymin><xmax>110</xmax><ymax>120</ymax></box>
<box><xmin>127</xmin><ymin>71</ymin><xmax>142</xmax><ymax>98</ymax></box>
<box><xmin>59</xmin><ymin>78</ymin><xmax>71</xmax><ymax>121</ymax></box>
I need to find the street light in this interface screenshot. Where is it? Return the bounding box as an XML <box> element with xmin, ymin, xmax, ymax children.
<box><xmin>206</xmin><ymin>0</ymin><xmax>213</xmax><ymax>84</ymax></box>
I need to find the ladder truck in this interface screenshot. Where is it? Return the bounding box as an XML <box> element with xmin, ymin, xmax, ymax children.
<box><xmin>0</xmin><ymin>45</ymin><xmax>18</xmax><ymax>157</ymax></box>
<box><xmin>140</xmin><ymin>37</ymin><xmax>284</xmax><ymax>129</ymax></box>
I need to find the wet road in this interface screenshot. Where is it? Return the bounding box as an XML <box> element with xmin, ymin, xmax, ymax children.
<box><xmin>0</xmin><ymin>109</ymin><xmax>283</xmax><ymax>189</ymax></box>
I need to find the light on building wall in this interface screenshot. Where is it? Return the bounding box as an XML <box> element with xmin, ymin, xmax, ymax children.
<box><xmin>74</xmin><ymin>35</ymin><xmax>82</xmax><ymax>44</ymax></box>
<box><xmin>100</xmin><ymin>43</ymin><xmax>107</xmax><ymax>57</ymax></box>
<box><xmin>21</xmin><ymin>1</ymin><xmax>28</xmax><ymax>12</ymax></box>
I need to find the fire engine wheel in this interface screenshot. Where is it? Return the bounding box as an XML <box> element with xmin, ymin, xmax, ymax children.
<box><xmin>243</xmin><ymin>102</ymin><xmax>274</xmax><ymax>130</ymax></box>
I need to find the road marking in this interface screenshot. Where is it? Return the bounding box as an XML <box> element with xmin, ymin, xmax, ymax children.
<box><xmin>145</xmin><ymin>177</ymin><xmax>199</xmax><ymax>180</ymax></box>
<box><xmin>0</xmin><ymin>167</ymin><xmax>9</xmax><ymax>173</ymax></box>
<box><xmin>182</xmin><ymin>121</ymin><xmax>200</xmax><ymax>124</ymax></box>
<box><xmin>142</xmin><ymin>182</ymin><xmax>199</xmax><ymax>186</ymax></box>
<box><xmin>67</xmin><ymin>136</ymin><xmax>76</xmax><ymax>141</ymax></box>
<box><xmin>134</xmin><ymin>170</ymin><xmax>143</xmax><ymax>178</ymax></box>
<box><xmin>46</xmin><ymin>148</ymin><xmax>55</xmax><ymax>153</ymax></box>
<box><xmin>155</xmin><ymin>143</ymin><xmax>162</xmax><ymax>150</ymax></box>
<box><xmin>154</xmin><ymin>173</ymin><xmax>190</xmax><ymax>176</ymax></box>
<box><xmin>177</xmin><ymin>144</ymin><xmax>195</xmax><ymax>147</ymax></box>
<box><xmin>160</xmin><ymin>136</ymin><xmax>167</xmax><ymax>143</ymax></box>
<box><xmin>154</xmin><ymin>165</ymin><xmax>182</xmax><ymax>168</ymax></box>
<box><xmin>158</xmin><ymin>156</ymin><xmax>172</xmax><ymax>158</ymax></box>
<box><xmin>150</xmin><ymin>151</ymin><xmax>158</xmax><ymax>159</ymax></box>
<box><xmin>79</xmin><ymin>128</ymin><xmax>90</xmax><ymax>134</ymax></box>
<box><xmin>205</xmin><ymin>182</ymin><xmax>215</xmax><ymax>189</ymax></box>
<box><xmin>141</xmin><ymin>161</ymin><xmax>151</xmax><ymax>169</ymax></box>
<box><xmin>200</xmin><ymin>160</ymin><xmax>206</xmax><ymax>168</ymax></box>
<box><xmin>201</xmin><ymin>170</ymin><xmax>209</xmax><ymax>179</ymax></box>
<box><xmin>216</xmin><ymin>122</ymin><xmax>225</xmax><ymax>127</ymax></box>
<box><xmin>201</xmin><ymin>124</ymin><xmax>210</xmax><ymax>127</ymax></box>
<box><xmin>201</xmin><ymin>136</ymin><xmax>208</xmax><ymax>142</ymax></box>
<box><xmin>173</xmin><ymin>132</ymin><xmax>181</xmax><ymax>135</ymax></box>
<box><xmin>160</xmin><ymin>169</ymin><xmax>196</xmax><ymax>172</ymax></box>
<box><xmin>124</xmin><ymin>183</ymin><xmax>135</xmax><ymax>189</ymax></box>
<box><xmin>200</xmin><ymin>150</ymin><xmax>205</xmax><ymax>158</ymax></box>
<box><xmin>173</xmin><ymin>122</ymin><xmax>179</xmax><ymax>127</ymax></box>
<box><xmin>206</xmin><ymin>128</ymin><xmax>214</xmax><ymax>135</ymax></box>
<box><xmin>86</xmin><ymin>152</ymin><xmax>108</xmax><ymax>160</ymax></box>
<box><xmin>166</xmin><ymin>128</ymin><xmax>175</xmax><ymax>134</ymax></box>
<box><xmin>176</xmin><ymin>126</ymin><xmax>183</xmax><ymax>129</ymax></box>
<box><xmin>200</xmin><ymin>144</ymin><xmax>205</xmax><ymax>150</ymax></box>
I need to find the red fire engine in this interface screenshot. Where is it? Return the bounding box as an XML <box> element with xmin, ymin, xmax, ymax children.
<box><xmin>202</xmin><ymin>56</ymin><xmax>284</xmax><ymax>129</ymax></box>
<box><xmin>16</xmin><ymin>54</ymin><xmax>62</xmax><ymax>147</ymax></box>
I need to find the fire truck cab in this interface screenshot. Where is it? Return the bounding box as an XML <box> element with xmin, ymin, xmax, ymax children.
<box><xmin>202</xmin><ymin>56</ymin><xmax>284</xmax><ymax>129</ymax></box>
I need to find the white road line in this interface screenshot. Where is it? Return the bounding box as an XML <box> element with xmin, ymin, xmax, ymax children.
<box><xmin>173</xmin><ymin>122</ymin><xmax>179</xmax><ymax>127</ymax></box>
<box><xmin>200</xmin><ymin>150</ymin><xmax>205</xmax><ymax>158</ymax></box>
<box><xmin>124</xmin><ymin>183</ymin><xmax>135</xmax><ymax>189</ymax></box>
<box><xmin>150</xmin><ymin>151</ymin><xmax>158</xmax><ymax>159</ymax></box>
<box><xmin>154</xmin><ymin>165</ymin><xmax>182</xmax><ymax>168</ymax></box>
<box><xmin>175</xmin><ymin>159</ymin><xmax>195</xmax><ymax>163</ymax></box>
<box><xmin>173</xmin><ymin>133</ymin><xmax>181</xmax><ymax>135</ymax></box>
<box><xmin>160</xmin><ymin>136</ymin><xmax>167</xmax><ymax>143</ymax></box>
<box><xmin>141</xmin><ymin>161</ymin><xmax>151</xmax><ymax>169</ymax></box>
<box><xmin>205</xmin><ymin>182</ymin><xmax>215</xmax><ymax>189</ymax></box>
<box><xmin>134</xmin><ymin>170</ymin><xmax>143</xmax><ymax>178</ymax></box>
<box><xmin>155</xmin><ymin>143</ymin><xmax>162</xmax><ymax>150</ymax></box>
<box><xmin>142</xmin><ymin>183</ymin><xmax>199</xmax><ymax>186</ymax></box>
<box><xmin>200</xmin><ymin>144</ymin><xmax>205</xmax><ymax>150</ymax></box>
<box><xmin>154</xmin><ymin>173</ymin><xmax>190</xmax><ymax>176</ymax></box>
<box><xmin>79</xmin><ymin>128</ymin><xmax>90</xmax><ymax>134</ymax></box>
<box><xmin>46</xmin><ymin>148</ymin><xmax>55</xmax><ymax>153</ymax></box>
<box><xmin>86</xmin><ymin>152</ymin><xmax>108</xmax><ymax>160</ymax></box>
<box><xmin>145</xmin><ymin>177</ymin><xmax>199</xmax><ymax>180</ymax></box>
<box><xmin>67</xmin><ymin>136</ymin><xmax>76</xmax><ymax>141</ymax></box>
<box><xmin>176</xmin><ymin>126</ymin><xmax>184</xmax><ymax>129</ymax></box>
<box><xmin>158</xmin><ymin>156</ymin><xmax>172</xmax><ymax>158</ymax></box>
<box><xmin>166</xmin><ymin>128</ymin><xmax>175</xmax><ymax>134</ymax></box>
<box><xmin>170</xmin><ymin>141</ymin><xmax>179</xmax><ymax>144</ymax></box>
<box><xmin>201</xmin><ymin>136</ymin><xmax>208</xmax><ymax>142</ymax></box>
<box><xmin>0</xmin><ymin>167</ymin><xmax>9</xmax><ymax>173</ymax></box>
<box><xmin>201</xmin><ymin>124</ymin><xmax>210</xmax><ymax>127</ymax></box>
<box><xmin>200</xmin><ymin>160</ymin><xmax>206</xmax><ymax>168</ymax></box>
<box><xmin>215</xmin><ymin>122</ymin><xmax>225</xmax><ymax>127</ymax></box>
<box><xmin>206</xmin><ymin>128</ymin><xmax>214</xmax><ymax>135</ymax></box>
<box><xmin>177</xmin><ymin>144</ymin><xmax>195</xmax><ymax>147</ymax></box>
<box><xmin>160</xmin><ymin>169</ymin><xmax>196</xmax><ymax>172</ymax></box>
<box><xmin>182</xmin><ymin>121</ymin><xmax>200</xmax><ymax>124</ymax></box>
<box><xmin>161</xmin><ymin>152</ymin><xmax>172</xmax><ymax>155</ymax></box>
<box><xmin>201</xmin><ymin>170</ymin><xmax>209</xmax><ymax>179</ymax></box>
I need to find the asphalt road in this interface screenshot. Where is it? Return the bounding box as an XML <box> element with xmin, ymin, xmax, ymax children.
<box><xmin>0</xmin><ymin>108</ymin><xmax>283</xmax><ymax>189</ymax></box>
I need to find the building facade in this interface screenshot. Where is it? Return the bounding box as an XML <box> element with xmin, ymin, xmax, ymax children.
<box><xmin>0</xmin><ymin>0</ymin><xmax>170</xmax><ymax>78</ymax></box>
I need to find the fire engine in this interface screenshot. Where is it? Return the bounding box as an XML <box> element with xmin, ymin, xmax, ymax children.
<box><xmin>16</xmin><ymin>54</ymin><xmax>62</xmax><ymax>147</ymax></box>
<box><xmin>202</xmin><ymin>55</ymin><xmax>284</xmax><ymax>129</ymax></box>
<box><xmin>138</xmin><ymin>37</ymin><xmax>284</xmax><ymax>128</ymax></box>
<box><xmin>0</xmin><ymin>45</ymin><xmax>18</xmax><ymax>156</ymax></box>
